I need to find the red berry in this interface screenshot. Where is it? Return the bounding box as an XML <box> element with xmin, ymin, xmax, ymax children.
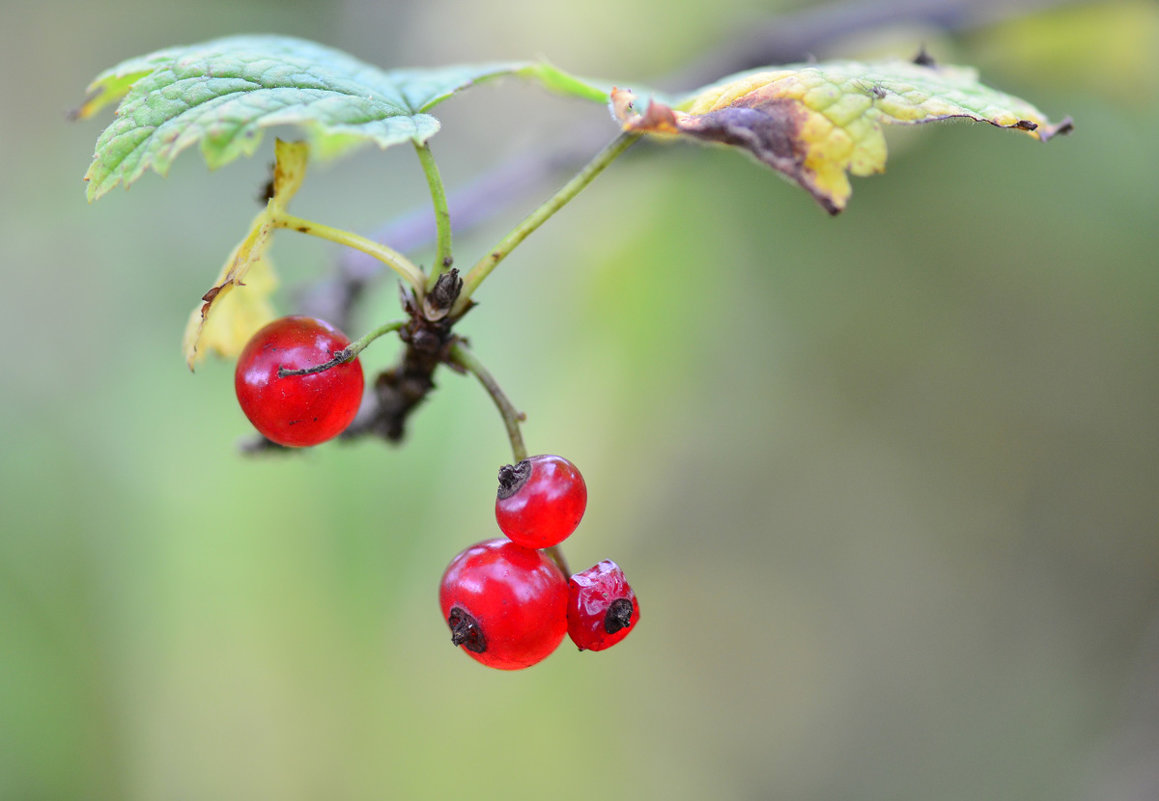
<box><xmin>439</xmin><ymin>538</ymin><xmax>568</xmax><ymax>670</ymax></box>
<box><xmin>495</xmin><ymin>454</ymin><xmax>587</xmax><ymax>548</ymax></box>
<box><xmin>234</xmin><ymin>316</ymin><xmax>364</xmax><ymax>447</ymax></box>
<box><xmin>567</xmin><ymin>560</ymin><xmax>639</xmax><ymax>652</ymax></box>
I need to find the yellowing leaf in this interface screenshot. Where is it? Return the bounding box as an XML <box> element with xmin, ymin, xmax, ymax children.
<box><xmin>182</xmin><ymin>139</ymin><xmax>307</xmax><ymax>369</ymax></box>
<box><xmin>182</xmin><ymin>254</ymin><xmax>279</xmax><ymax>367</ymax></box>
<box><xmin>613</xmin><ymin>59</ymin><xmax>1072</xmax><ymax>214</ymax></box>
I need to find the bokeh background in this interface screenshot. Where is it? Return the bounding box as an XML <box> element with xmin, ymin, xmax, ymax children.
<box><xmin>2</xmin><ymin>0</ymin><xmax>1157</xmax><ymax>799</ymax></box>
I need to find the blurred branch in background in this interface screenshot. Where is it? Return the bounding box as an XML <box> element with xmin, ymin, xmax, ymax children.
<box><xmin>667</xmin><ymin>0</ymin><xmax>1094</xmax><ymax>88</ymax></box>
<box><xmin>298</xmin><ymin>0</ymin><xmax>1093</xmax><ymax>330</ymax></box>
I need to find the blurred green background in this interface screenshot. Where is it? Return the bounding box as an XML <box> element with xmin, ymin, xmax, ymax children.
<box><xmin>2</xmin><ymin>0</ymin><xmax>1157</xmax><ymax>799</ymax></box>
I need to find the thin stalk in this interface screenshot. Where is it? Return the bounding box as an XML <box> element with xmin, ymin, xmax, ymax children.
<box><xmin>275</xmin><ymin>213</ymin><xmax>426</xmax><ymax>296</ymax></box>
<box><xmin>413</xmin><ymin>140</ymin><xmax>454</xmax><ymax>292</ymax></box>
<box><xmin>448</xmin><ymin>342</ymin><xmax>527</xmax><ymax>463</ymax></box>
<box><xmin>279</xmin><ymin>320</ymin><xmax>405</xmax><ymax>377</ymax></box>
<box><xmin>448</xmin><ymin>342</ymin><xmax>568</xmax><ymax>575</ymax></box>
<box><xmin>452</xmin><ymin>131</ymin><xmax>640</xmax><ymax>317</ymax></box>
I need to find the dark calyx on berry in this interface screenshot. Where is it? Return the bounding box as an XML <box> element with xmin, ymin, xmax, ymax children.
<box><xmin>496</xmin><ymin>459</ymin><xmax>532</xmax><ymax>500</ymax></box>
<box><xmin>605</xmin><ymin>598</ymin><xmax>634</xmax><ymax>635</ymax></box>
<box><xmin>447</xmin><ymin>606</ymin><xmax>486</xmax><ymax>653</ymax></box>
<box><xmin>566</xmin><ymin>559</ymin><xmax>638</xmax><ymax>652</ymax></box>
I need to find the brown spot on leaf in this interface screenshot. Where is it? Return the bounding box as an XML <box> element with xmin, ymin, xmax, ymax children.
<box><xmin>1037</xmin><ymin>116</ymin><xmax>1075</xmax><ymax>141</ymax></box>
<box><xmin>636</xmin><ymin>100</ymin><xmax>680</xmax><ymax>133</ymax></box>
<box><xmin>685</xmin><ymin>95</ymin><xmax>839</xmax><ymax>213</ymax></box>
<box><xmin>1014</xmin><ymin>119</ymin><xmax>1038</xmax><ymax>131</ymax></box>
<box><xmin>201</xmin><ymin>285</ymin><xmax>223</xmax><ymax>303</ymax></box>
<box><xmin>616</xmin><ymin>85</ymin><xmax>841</xmax><ymax>213</ymax></box>
<box><xmin>681</xmin><ymin>101</ymin><xmax>803</xmax><ymax>167</ymax></box>
<box><xmin>273</xmin><ymin>153</ymin><xmax>292</xmax><ymax>195</ymax></box>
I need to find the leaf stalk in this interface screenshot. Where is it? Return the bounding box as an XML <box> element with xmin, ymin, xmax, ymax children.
<box><xmin>452</xmin><ymin>131</ymin><xmax>640</xmax><ymax>317</ymax></box>
<box><xmin>448</xmin><ymin>342</ymin><xmax>527</xmax><ymax>463</ymax></box>
<box><xmin>274</xmin><ymin>213</ymin><xmax>426</xmax><ymax>296</ymax></box>
<box><xmin>413</xmin><ymin>140</ymin><xmax>455</xmax><ymax>292</ymax></box>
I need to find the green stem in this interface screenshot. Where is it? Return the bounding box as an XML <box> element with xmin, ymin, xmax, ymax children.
<box><xmin>279</xmin><ymin>319</ymin><xmax>405</xmax><ymax>377</ymax></box>
<box><xmin>413</xmin><ymin>140</ymin><xmax>454</xmax><ymax>292</ymax></box>
<box><xmin>274</xmin><ymin>213</ymin><xmax>426</xmax><ymax>296</ymax></box>
<box><xmin>448</xmin><ymin>342</ymin><xmax>527</xmax><ymax>463</ymax></box>
<box><xmin>447</xmin><ymin>342</ymin><xmax>568</xmax><ymax>576</ymax></box>
<box><xmin>451</xmin><ymin>131</ymin><xmax>640</xmax><ymax>317</ymax></box>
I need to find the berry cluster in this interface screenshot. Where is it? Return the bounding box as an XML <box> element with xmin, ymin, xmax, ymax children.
<box><xmin>233</xmin><ymin>322</ymin><xmax>638</xmax><ymax>670</ymax></box>
<box><xmin>440</xmin><ymin>454</ymin><xmax>640</xmax><ymax>670</ymax></box>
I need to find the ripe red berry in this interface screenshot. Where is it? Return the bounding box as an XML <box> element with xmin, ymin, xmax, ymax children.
<box><xmin>495</xmin><ymin>454</ymin><xmax>587</xmax><ymax>549</ymax></box>
<box><xmin>439</xmin><ymin>538</ymin><xmax>568</xmax><ymax>670</ymax></box>
<box><xmin>234</xmin><ymin>316</ymin><xmax>364</xmax><ymax>447</ymax></box>
<box><xmin>567</xmin><ymin>560</ymin><xmax>639</xmax><ymax>652</ymax></box>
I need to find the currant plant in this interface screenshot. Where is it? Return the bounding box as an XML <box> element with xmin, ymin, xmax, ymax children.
<box><xmin>76</xmin><ymin>34</ymin><xmax>1071</xmax><ymax>669</ymax></box>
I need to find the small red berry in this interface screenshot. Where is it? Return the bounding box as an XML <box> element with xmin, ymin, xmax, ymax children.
<box><xmin>567</xmin><ymin>560</ymin><xmax>639</xmax><ymax>652</ymax></box>
<box><xmin>495</xmin><ymin>454</ymin><xmax>587</xmax><ymax>549</ymax></box>
<box><xmin>234</xmin><ymin>316</ymin><xmax>364</xmax><ymax>447</ymax></box>
<box><xmin>439</xmin><ymin>538</ymin><xmax>568</xmax><ymax>670</ymax></box>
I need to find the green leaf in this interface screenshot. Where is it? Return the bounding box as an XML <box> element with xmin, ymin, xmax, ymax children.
<box><xmin>72</xmin><ymin>44</ymin><xmax>190</xmax><ymax>120</ymax></box>
<box><xmin>613</xmin><ymin>57</ymin><xmax>1073</xmax><ymax>213</ymax></box>
<box><xmin>77</xmin><ymin>35</ymin><xmax>538</xmax><ymax>200</ymax></box>
<box><xmin>519</xmin><ymin>62</ymin><xmax>613</xmax><ymax>104</ymax></box>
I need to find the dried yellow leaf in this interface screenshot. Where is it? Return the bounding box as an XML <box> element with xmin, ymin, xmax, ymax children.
<box><xmin>614</xmin><ymin>59</ymin><xmax>1071</xmax><ymax>213</ymax></box>
<box><xmin>182</xmin><ymin>140</ymin><xmax>308</xmax><ymax>369</ymax></box>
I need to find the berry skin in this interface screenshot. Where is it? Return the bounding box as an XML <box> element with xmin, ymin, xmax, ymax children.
<box><xmin>234</xmin><ymin>316</ymin><xmax>364</xmax><ymax>447</ymax></box>
<box><xmin>495</xmin><ymin>454</ymin><xmax>587</xmax><ymax>549</ymax></box>
<box><xmin>439</xmin><ymin>538</ymin><xmax>568</xmax><ymax>670</ymax></box>
<box><xmin>567</xmin><ymin>560</ymin><xmax>639</xmax><ymax>652</ymax></box>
